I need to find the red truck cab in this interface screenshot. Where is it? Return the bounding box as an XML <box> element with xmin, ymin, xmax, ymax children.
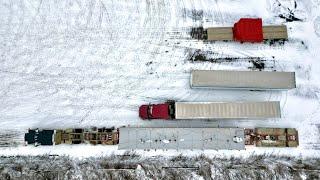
<box><xmin>139</xmin><ymin>103</ymin><xmax>173</xmax><ymax>120</ymax></box>
<box><xmin>233</xmin><ymin>18</ymin><xmax>263</xmax><ymax>42</ymax></box>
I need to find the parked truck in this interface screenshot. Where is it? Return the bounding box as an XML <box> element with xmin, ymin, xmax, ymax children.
<box><xmin>25</xmin><ymin>127</ymin><xmax>119</xmax><ymax>146</ymax></box>
<box><xmin>191</xmin><ymin>70</ymin><xmax>296</xmax><ymax>90</ymax></box>
<box><xmin>191</xmin><ymin>18</ymin><xmax>288</xmax><ymax>42</ymax></box>
<box><xmin>139</xmin><ymin>101</ymin><xmax>281</xmax><ymax>120</ymax></box>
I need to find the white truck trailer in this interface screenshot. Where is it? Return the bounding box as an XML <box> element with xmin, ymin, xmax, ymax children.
<box><xmin>191</xmin><ymin>70</ymin><xmax>296</xmax><ymax>90</ymax></box>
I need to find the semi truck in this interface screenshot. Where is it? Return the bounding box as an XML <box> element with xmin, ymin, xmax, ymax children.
<box><xmin>191</xmin><ymin>18</ymin><xmax>288</xmax><ymax>42</ymax></box>
<box><xmin>191</xmin><ymin>70</ymin><xmax>296</xmax><ymax>90</ymax></box>
<box><xmin>25</xmin><ymin>127</ymin><xmax>119</xmax><ymax>146</ymax></box>
<box><xmin>139</xmin><ymin>101</ymin><xmax>281</xmax><ymax>120</ymax></box>
<box><xmin>118</xmin><ymin>127</ymin><xmax>299</xmax><ymax>150</ymax></box>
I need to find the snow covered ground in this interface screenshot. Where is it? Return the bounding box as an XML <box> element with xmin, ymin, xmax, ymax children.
<box><xmin>0</xmin><ymin>0</ymin><xmax>320</xmax><ymax>157</ymax></box>
<box><xmin>1</xmin><ymin>154</ymin><xmax>320</xmax><ymax>179</ymax></box>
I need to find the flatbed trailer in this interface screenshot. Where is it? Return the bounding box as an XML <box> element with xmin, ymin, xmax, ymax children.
<box><xmin>118</xmin><ymin>127</ymin><xmax>299</xmax><ymax>150</ymax></box>
<box><xmin>139</xmin><ymin>101</ymin><xmax>281</xmax><ymax>120</ymax></box>
<box><xmin>24</xmin><ymin>127</ymin><xmax>299</xmax><ymax>149</ymax></box>
<box><xmin>191</xmin><ymin>70</ymin><xmax>296</xmax><ymax>90</ymax></box>
<box><xmin>192</xmin><ymin>18</ymin><xmax>288</xmax><ymax>42</ymax></box>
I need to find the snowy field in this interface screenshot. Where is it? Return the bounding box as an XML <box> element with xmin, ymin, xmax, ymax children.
<box><xmin>0</xmin><ymin>0</ymin><xmax>320</xmax><ymax>157</ymax></box>
<box><xmin>1</xmin><ymin>154</ymin><xmax>320</xmax><ymax>179</ymax></box>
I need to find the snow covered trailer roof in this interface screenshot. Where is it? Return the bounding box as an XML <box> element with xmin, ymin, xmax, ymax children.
<box><xmin>175</xmin><ymin>101</ymin><xmax>281</xmax><ymax>119</ymax></box>
<box><xmin>191</xmin><ymin>70</ymin><xmax>296</xmax><ymax>90</ymax></box>
<box><xmin>118</xmin><ymin>127</ymin><xmax>245</xmax><ymax>150</ymax></box>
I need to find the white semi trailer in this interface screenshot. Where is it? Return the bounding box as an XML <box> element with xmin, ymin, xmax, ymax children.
<box><xmin>191</xmin><ymin>70</ymin><xmax>296</xmax><ymax>90</ymax></box>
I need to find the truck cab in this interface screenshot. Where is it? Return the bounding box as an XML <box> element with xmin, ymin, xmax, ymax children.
<box><xmin>24</xmin><ymin>129</ymin><xmax>55</xmax><ymax>146</ymax></box>
<box><xmin>139</xmin><ymin>102</ymin><xmax>175</xmax><ymax>120</ymax></box>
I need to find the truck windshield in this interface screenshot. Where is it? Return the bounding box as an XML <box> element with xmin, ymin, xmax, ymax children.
<box><xmin>147</xmin><ymin>105</ymin><xmax>153</xmax><ymax>118</ymax></box>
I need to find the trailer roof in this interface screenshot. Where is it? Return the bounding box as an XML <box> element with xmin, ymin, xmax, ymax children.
<box><xmin>175</xmin><ymin>101</ymin><xmax>281</xmax><ymax>119</ymax></box>
<box><xmin>206</xmin><ymin>27</ymin><xmax>234</xmax><ymax>41</ymax></box>
<box><xmin>191</xmin><ymin>70</ymin><xmax>296</xmax><ymax>90</ymax></box>
<box><xmin>118</xmin><ymin>128</ymin><xmax>245</xmax><ymax>150</ymax></box>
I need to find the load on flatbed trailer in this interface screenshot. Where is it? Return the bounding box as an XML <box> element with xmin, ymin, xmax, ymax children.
<box><xmin>192</xmin><ymin>18</ymin><xmax>288</xmax><ymax>42</ymax></box>
<box><xmin>191</xmin><ymin>70</ymin><xmax>296</xmax><ymax>90</ymax></box>
<box><xmin>139</xmin><ymin>101</ymin><xmax>281</xmax><ymax>120</ymax></box>
<box><xmin>119</xmin><ymin>127</ymin><xmax>245</xmax><ymax>150</ymax></box>
<box><xmin>118</xmin><ymin>127</ymin><xmax>299</xmax><ymax>150</ymax></box>
<box><xmin>245</xmin><ymin>128</ymin><xmax>299</xmax><ymax>147</ymax></box>
<box><xmin>25</xmin><ymin>127</ymin><xmax>119</xmax><ymax>146</ymax></box>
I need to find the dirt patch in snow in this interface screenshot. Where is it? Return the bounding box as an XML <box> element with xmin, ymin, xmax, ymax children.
<box><xmin>276</xmin><ymin>0</ymin><xmax>303</xmax><ymax>22</ymax></box>
<box><xmin>187</xmin><ymin>49</ymin><xmax>276</xmax><ymax>71</ymax></box>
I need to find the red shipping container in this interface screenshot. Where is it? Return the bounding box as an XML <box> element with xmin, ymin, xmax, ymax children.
<box><xmin>233</xmin><ymin>18</ymin><xmax>263</xmax><ymax>42</ymax></box>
